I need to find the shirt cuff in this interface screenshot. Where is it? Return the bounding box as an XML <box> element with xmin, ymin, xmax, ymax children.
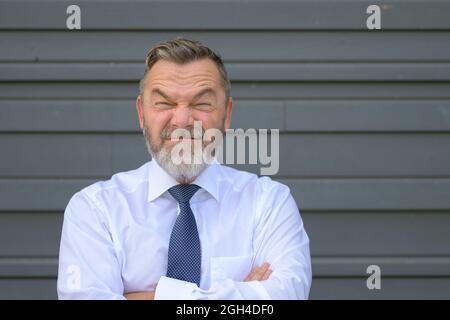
<box><xmin>234</xmin><ymin>280</ymin><xmax>272</xmax><ymax>300</ymax></box>
<box><xmin>154</xmin><ymin>276</ymin><xmax>198</xmax><ymax>300</ymax></box>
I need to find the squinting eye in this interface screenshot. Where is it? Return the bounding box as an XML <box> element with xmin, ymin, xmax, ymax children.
<box><xmin>155</xmin><ymin>102</ymin><xmax>173</xmax><ymax>108</ymax></box>
<box><xmin>194</xmin><ymin>103</ymin><xmax>212</xmax><ymax>109</ymax></box>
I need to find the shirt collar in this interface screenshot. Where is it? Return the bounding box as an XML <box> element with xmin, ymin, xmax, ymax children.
<box><xmin>192</xmin><ymin>160</ymin><xmax>220</xmax><ymax>202</ymax></box>
<box><xmin>147</xmin><ymin>159</ymin><xmax>220</xmax><ymax>203</ymax></box>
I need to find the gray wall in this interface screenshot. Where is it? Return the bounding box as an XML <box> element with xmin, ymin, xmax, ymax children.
<box><xmin>1</xmin><ymin>0</ymin><xmax>450</xmax><ymax>299</ymax></box>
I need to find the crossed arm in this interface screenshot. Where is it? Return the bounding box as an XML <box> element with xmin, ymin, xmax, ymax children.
<box><xmin>58</xmin><ymin>183</ymin><xmax>311</xmax><ymax>300</ymax></box>
<box><xmin>124</xmin><ymin>263</ymin><xmax>272</xmax><ymax>300</ymax></box>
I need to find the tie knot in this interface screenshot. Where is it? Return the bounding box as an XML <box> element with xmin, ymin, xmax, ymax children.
<box><xmin>168</xmin><ymin>184</ymin><xmax>201</xmax><ymax>204</ymax></box>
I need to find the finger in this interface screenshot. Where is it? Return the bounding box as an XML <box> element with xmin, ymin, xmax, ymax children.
<box><xmin>249</xmin><ymin>263</ymin><xmax>270</xmax><ymax>281</ymax></box>
<box><xmin>244</xmin><ymin>266</ymin><xmax>260</xmax><ymax>282</ymax></box>
<box><xmin>262</xmin><ymin>268</ymin><xmax>272</xmax><ymax>281</ymax></box>
<box><xmin>244</xmin><ymin>271</ymin><xmax>252</xmax><ymax>282</ymax></box>
<box><xmin>244</xmin><ymin>262</ymin><xmax>271</xmax><ymax>282</ymax></box>
<box><xmin>124</xmin><ymin>291</ymin><xmax>154</xmax><ymax>300</ymax></box>
<box><xmin>257</xmin><ymin>263</ymin><xmax>271</xmax><ymax>281</ymax></box>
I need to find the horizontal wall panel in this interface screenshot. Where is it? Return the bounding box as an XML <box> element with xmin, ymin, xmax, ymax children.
<box><xmin>303</xmin><ymin>212</ymin><xmax>450</xmax><ymax>256</ymax></box>
<box><xmin>1</xmin><ymin>212</ymin><xmax>449</xmax><ymax>257</ymax></box>
<box><xmin>310</xmin><ymin>277</ymin><xmax>450</xmax><ymax>300</ymax></box>
<box><xmin>3</xmin><ymin>99</ymin><xmax>450</xmax><ymax>133</ymax></box>
<box><xmin>0</xmin><ymin>279</ymin><xmax>56</xmax><ymax>300</ymax></box>
<box><xmin>1</xmin><ymin>133</ymin><xmax>450</xmax><ymax>178</ymax></box>
<box><xmin>0</xmin><ymin>1</ymin><xmax>449</xmax><ymax>30</ymax></box>
<box><xmin>2</xmin><ymin>31</ymin><xmax>450</xmax><ymax>63</ymax></box>
<box><xmin>285</xmin><ymin>100</ymin><xmax>450</xmax><ymax>132</ymax></box>
<box><xmin>3</xmin><ymin>256</ymin><xmax>450</xmax><ymax>278</ymax></box>
<box><xmin>2</xmin><ymin>62</ymin><xmax>450</xmax><ymax>81</ymax></box>
<box><xmin>0</xmin><ymin>134</ymin><xmax>150</xmax><ymax>177</ymax></box>
<box><xmin>0</xmin><ymin>258</ymin><xmax>57</xmax><ymax>277</ymax></box>
<box><xmin>0</xmin><ymin>100</ymin><xmax>141</xmax><ymax>133</ymax></box>
<box><xmin>282</xmin><ymin>178</ymin><xmax>450</xmax><ymax>211</ymax></box>
<box><xmin>0</xmin><ymin>213</ymin><xmax>62</xmax><ymax>257</ymax></box>
<box><xmin>0</xmin><ymin>277</ymin><xmax>449</xmax><ymax>300</ymax></box>
<box><xmin>2</xmin><ymin>83</ymin><xmax>450</xmax><ymax>99</ymax></box>
<box><xmin>1</xmin><ymin>178</ymin><xmax>450</xmax><ymax>212</ymax></box>
<box><xmin>278</xmin><ymin>133</ymin><xmax>450</xmax><ymax>177</ymax></box>
<box><xmin>312</xmin><ymin>257</ymin><xmax>450</xmax><ymax>277</ymax></box>
<box><xmin>0</xmin><ymin>134</ymin><xmax>118</xmax><ymax>177</ymax></box>
<box><xmin>0</xmin><ymin>179</ymin><xmax>95</xmax><ymax>211</ymax></box>
<box><xmin>231</xmin><ymin>83</ymin><xmax>450</xmax><ymax>99</ymax></box>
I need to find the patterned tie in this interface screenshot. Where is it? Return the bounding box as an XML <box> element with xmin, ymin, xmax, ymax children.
<box><xmin>166</xmin><ymin>184</ymin><xmax>202</xmax><ymax>286</ymax></box>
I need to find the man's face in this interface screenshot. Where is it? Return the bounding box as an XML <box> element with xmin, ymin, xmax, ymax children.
<box><xmin>136</xmin><ymin>58</ymin><xmax>233</xmax><ymax>182</ymax></box>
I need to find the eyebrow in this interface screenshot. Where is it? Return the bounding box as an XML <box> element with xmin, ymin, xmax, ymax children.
<box><xmin>151</xmin><ymin>88</ymin><xmax>173</xmax><ymax>102</ymax></box>
<box><xmin>192</xmin><ymin>88</ymin><xmax>215</xmax><ymax>101</ymax></box>
<box><xmin>150</xmin><ymin>87</ymin><xmax>216</xmax><ymax>102</ymax></box>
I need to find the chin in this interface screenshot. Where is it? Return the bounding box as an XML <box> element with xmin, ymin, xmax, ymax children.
<box><xmin>153</xmin><ymin>146</ymin><xmax>208</xmax><ymax>184</ymax></box>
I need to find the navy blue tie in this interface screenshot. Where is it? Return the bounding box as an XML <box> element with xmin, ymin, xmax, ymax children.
<box><xmin>166</xmin><ymin>184</ymin><xmax>202</xmax><ymax>286</ymax></box>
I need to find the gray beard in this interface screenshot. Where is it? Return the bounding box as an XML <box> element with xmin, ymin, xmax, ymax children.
<box><xmin>142</xmin><ymin>126</ymin><xmax>208</xmax><ymax>184</ymax></box>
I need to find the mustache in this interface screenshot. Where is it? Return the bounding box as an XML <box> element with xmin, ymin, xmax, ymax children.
<box><xmin>160</xmin><ymin>126</ymin><xmax>206</xmax><ymax>140</ymax></box>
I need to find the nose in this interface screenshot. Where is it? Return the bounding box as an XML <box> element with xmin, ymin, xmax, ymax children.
<box><xmin>171</xmin><ymin>105</ymin><xmax>194</xmax><ymax>129</ymax></box>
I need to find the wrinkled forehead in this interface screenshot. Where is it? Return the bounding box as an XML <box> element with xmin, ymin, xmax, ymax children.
<box><xmin>146</xmin><ymin>59</ymin><xmax>223</xmax><ymax>96</ymax></box>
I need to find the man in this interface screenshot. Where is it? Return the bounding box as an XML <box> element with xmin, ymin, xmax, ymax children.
<box><xmin>57</xmin><ymin>38</ymin><xmax>311</xmax><ymax>299</ymax></box>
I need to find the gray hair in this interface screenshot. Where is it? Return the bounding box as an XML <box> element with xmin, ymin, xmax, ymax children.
<box><xmin>139</xmin><ymin>37</ymin><xmax>231</xmax><ymax>102</ymax></box>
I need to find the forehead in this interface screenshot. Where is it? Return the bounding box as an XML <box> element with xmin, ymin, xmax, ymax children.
<box><xmin>146</xmin><ymin>58</ymin><xmax>222</xmax><ymax>95</ymax></box>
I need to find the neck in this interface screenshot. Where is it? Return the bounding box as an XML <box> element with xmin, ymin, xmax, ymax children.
<box><xmin>176</xmin><ymin>177</ymin><xmax>196</xmax><ymax>184</ymax></box>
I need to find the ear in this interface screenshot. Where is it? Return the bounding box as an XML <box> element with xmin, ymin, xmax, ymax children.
<box><xmin>136</xmin><ymin>95</ymin><xmax>144</xmax><ymax>130</ymax></box>
<box><xmin>223</xmin><ymin>97</ymin><xmax>234</xmax><ymax>130</ymax></box>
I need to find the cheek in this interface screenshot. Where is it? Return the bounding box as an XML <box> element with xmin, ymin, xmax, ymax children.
<box><xmin>194</xmin><ymin>111</ymin><xmax>225</xmax><ymax>130</ymax></box>
<box><xmin>146</xmin><ymin>110</ymin><xmax>171</xmax><ymax>131</ymax></box>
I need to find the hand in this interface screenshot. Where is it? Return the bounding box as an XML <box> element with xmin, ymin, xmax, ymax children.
<box><xmin>124</xmin><ymin>263</ymin><xmax>272</xmax><ymax>298</ymax></box>
<box><xmin>244</xmin><ymin>262</ymin><xmax>272</xmax><ymax>282</ymax></box>
<box><xmin>124</xmin><ymin>291</ymin><xmax>155</xmax><ymax>300</ymax></box>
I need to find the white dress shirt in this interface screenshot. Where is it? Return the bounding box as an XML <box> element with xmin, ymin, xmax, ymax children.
<box><xmin>57</xmin><ymin>160</ymin><xmax>312</xmax><ymax>299</ymax></box>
